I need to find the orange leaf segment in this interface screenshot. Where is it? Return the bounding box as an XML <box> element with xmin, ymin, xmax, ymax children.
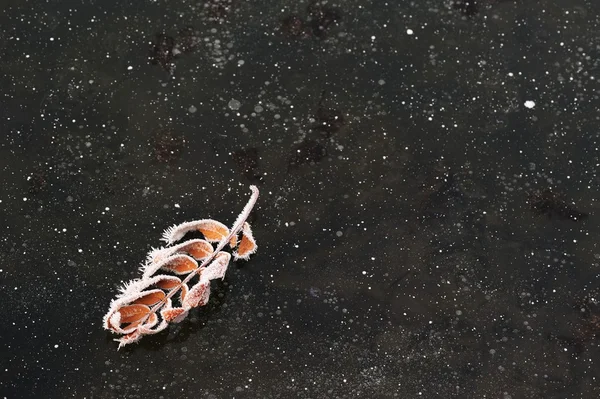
<box><xmin>155</xmin><ymin>276</ymin><xmax>181</xmax><ymax>290</ymax></box>
<box><xmin>162</xmin><ymin>308</ymin><xmax>187</xmax><ymax>322</ymax></box>
<box><xmin>182</xmin><ymin>281</ymin><xmax>210</xmax><ymax>309</ymax></box>
<box><xmin>233</xmin><ymin>222</ymin><xmax>257</xmax><ymax>260</ymax></box>
<box><xmin>145</xmin><ymin>313</ymin><xmax>158</xmax><ymax>326</ymax></box>
<box><xmin>196</xmin><ymin>220</ymin><xmax>230</xmax><ymax>242</ymax></box>
<box><xmin>238</xmin><ymin>234</ymin><xmax>255</xmax><ymax>256</ymax></box>
<box><xmin>118</xmin><ymin>304</ymin><xmax>152</xmax><ymax>324</ymax></box>
<box><xmin>161</xmin><ymin>255</ymin><xmax>198</xmax><ymax>275</ymax></box>
<box><xmin>179</xmin><ymin>240</ymin><xmax>213</xmax><ymax>259</ymax></box>
<box><xmin>132</xmin><ymin>290</ymin><xmax>166</xmax><ymax>306</ymax></box>
<box><xmin>180</xmin><ymin>283</ymin><xmax>189</xmax><ymax>302</ymax></box>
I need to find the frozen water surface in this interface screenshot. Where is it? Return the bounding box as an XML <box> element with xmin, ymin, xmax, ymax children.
<box><xmin>2</xmin><ymin>0</ymin><xmax>600</xmax><ymax>398</ymax></box>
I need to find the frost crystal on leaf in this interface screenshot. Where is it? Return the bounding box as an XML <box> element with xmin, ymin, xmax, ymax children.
<box><xmin>103</xmin><ymin>185</ymin><xmax>259</xmax><ymax>349</ymax></box>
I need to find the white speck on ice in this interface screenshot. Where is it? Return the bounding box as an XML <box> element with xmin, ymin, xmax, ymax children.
<box><xmin>378</xmin><ymin>79</ymin><xmax>385</xmax><ymax>85</ymax></box>
<box><xmin>406</xmin><ymin>29</ymin><xmax>414</xmax><ymax>35</ymax></box>
<box><xmin>127</xmin><ymin>66</ymin><xmax>133</xmax><ymax>71</ymax></box>
<box><xmin>188</xmin><ymin>105</ymin><xmax>197</xmax><ymax>113</ymax></box>
<box><xmin>524</xmin><ymin>100</ymin><xmax>536</xmax><ymax>109</ymax></box>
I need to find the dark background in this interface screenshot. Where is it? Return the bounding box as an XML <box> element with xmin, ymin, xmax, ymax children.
<box><xmin>2</xmin><ymin>0</ymin><xmax>600</xmax><ymax>398</ymax></box>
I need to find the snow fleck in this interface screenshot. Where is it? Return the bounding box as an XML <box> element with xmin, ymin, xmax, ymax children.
<box><xmin>524</xmin><ymin>100</ymin><xmax>536</xmax><ymax>109</ymax></box>
<box><xmin>406</xmin><ymin>29</ymin><xmax>414</xmax><ymax>35</ymax></box>
<box><xmin>228</xmin><ymin>99</ymin><xmax>241</xmax><ymax>110</ymax></box>
<box><xmin>188</xmin><ymin>105</ymin><xmax>197</xmax><ymax>114</ymax></box>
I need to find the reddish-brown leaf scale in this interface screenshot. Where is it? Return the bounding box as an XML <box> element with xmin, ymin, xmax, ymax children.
<box><xmin>127</xmin><ymin>320</ymin><xmax>143</xmax><ymax>328</ymax></box>
<box><xmin>162</xmin><ymin>308</ymin><xmax>187</xmax><ymax>322</ymax></box>
<box><xmin>237</xmin><ymin>233</ymin><xmax>256</xmax><ymax>257</ymax></box>
<box><xmin>180</xmin><ymin>283</ymin><xmax>189</xmax><ymax>302</ymax></box>
<box><xmin>203</xmin><ymin>252</ymin><xmax>230</xmax><ymax>280</ymax></box>
<box><xmin>118</xmin><ymin>304</ymin><xmax>152</xmax><ymax>324</ymax></box>
<box><xmin>155</xmin><ymin>278</ymin><xmax>181</xmax><ymax>290</ymax></box>
<box><xmin>198</xmin><ymin>222</ymin><xmax>229</xmax><ymax>241</ymax></box>
<box><xmin>108</xmin><ymin>314</ymin><xmax>132</xmax><ymax>331</ymax></box>
<box><xmin>229</xmin><ymin>235</ymin><xmax>237</xmax><ymax>248</ymax></box>
<box><xmin>145</xmin><ymin>313</ymin><xmax>158</xmax><ymax>326</ymax></box>
<box><xmin>132</xmin><ymin>291</ymin><xmax>166</xmax><ymax>306</ymax></box>
<box><xmin>163</xmin><ymin>256</ymin><xmax>197</xmax><ymax>274</ymax></box>
<box><xmin>199</xmin><ymin>284</ymin><xmax>210</xmax><ymax>307</ymax></box>
<box><xmin>180</xmin><ymin>241</ymin><xmax>213</xmax><ymax>259</ymax></box>
<box><xmin>182</xmin><ymin>281</ymin><xmax>209</xmax><ymax>309</ymax></box>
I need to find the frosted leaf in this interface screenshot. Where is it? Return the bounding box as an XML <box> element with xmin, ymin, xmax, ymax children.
<box><xmin>161</xmin><ymin>219</ymin><xmax>230</xmax><ymax>245</ymax></box>
<box><xmin>233</xmin><ymin>222</ymin><xmax>257</xmax><ymax>261</ymax></box>
<box><xmin>182</xmin><ymin>281</ymin><xmax>211</xmax><ymax>309</ymax></box>
<box><xmin>103</xmin><ymin>185</ymin><xmax>259</xmax><ymax>349</ymax></box>
<box><xmin>202</xmin><ymin>252</ymin><xmax>231</xmax><ymax>281</ymax></box>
